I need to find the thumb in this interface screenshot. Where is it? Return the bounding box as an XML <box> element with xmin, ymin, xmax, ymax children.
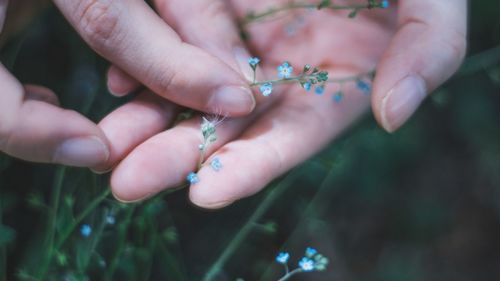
<box><xmin>372</xmin><ymin>0</ymin><xmax>467</xmax><ymax>132</ymax></box>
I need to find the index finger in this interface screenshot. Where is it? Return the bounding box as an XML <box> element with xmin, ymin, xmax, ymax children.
<box><xmin>53</xmin><ymin>0</ymin><xmax>255</xmax><ymax>116</ymax></box>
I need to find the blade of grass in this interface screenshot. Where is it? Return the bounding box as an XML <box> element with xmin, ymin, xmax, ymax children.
<box><xmin>202</xmin><ymin>169</ymin><xmax>305</xmax><ymax>281</ymax></box>
<box><xmin>103</xmin><ymin>205</ymin><xmax>135</xmax><ymax>281</ymax></box>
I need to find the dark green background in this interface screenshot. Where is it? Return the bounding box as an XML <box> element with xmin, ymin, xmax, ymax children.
<box><xmin>1</xmin><ymin>1</ymin><xmax>500</xmax><ymax>280</ymax></box>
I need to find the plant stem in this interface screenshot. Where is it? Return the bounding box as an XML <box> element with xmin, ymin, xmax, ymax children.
<box><xmin>241</xmin><ymin>2</ymin><xmax>382</xmax><ymax>26</ymax></box>
<box><xmin>103</xmin><ymin>206</ymin><xmax>135</xmax><ymax>281</ymax></box>
<box><xmin>55</xmin><ymin>188</ymin><xmax>111</xmax><ymax>250</ymax></box>
<box><xmin>250</xmin><ymin>72</ymin><xmax>373</xmax><ymax>87</ymax></box>
<box><xmin>202</xmin><ymin>170</ymin><xmax>304</xmax><ymax>281</ymax></box>
<box><xmin>35</xmin><ymin>167</ymin><xmax>66</xmax><ymax>279</ymax></box>
<box><xmin>277</xmin><ymin>268</ymin><xmax>303</xmax><ymax>281</ymax></box>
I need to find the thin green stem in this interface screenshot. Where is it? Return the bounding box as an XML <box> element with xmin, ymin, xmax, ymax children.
<box><xmin>35</xmin><ymin>167</ymin><xmax>66</xmax><ymax>279</ymax></box>
<box><xmin>198</xmin><ymin>146</ymin><xmax>207</xmax><ymax>170</ymax></box>
<box><xmin>250</xmin><ymin>71</ymin><xmax>373</xmax><ymax>87</ymax></box>
<box><xmin>277</xmin><ymin>268</ymin><xmax>303</xmax><ymax>281</ymax></box>
<box><xmin>202</xmin><ymin>170</ymin><xmax>304</xmax><ymax>281</ymax></box>
<box><xmin>55</xmin><ymin>188</ymin><xmax>111</xmax><ymax>250</ymax></box>
<box><xmin>241</xmin><ymin>2</ymin><xmax>384</xmax><ymax>26</ymax></box>
<box><xmin>146</xmin><ymin>217</ymin><xmax>189</xmax><ymax>281</ymax></box>
<box><xmin>103</xmin><ymin>206</ymin><xmax>135</xmax><ymax>281</ymax></box>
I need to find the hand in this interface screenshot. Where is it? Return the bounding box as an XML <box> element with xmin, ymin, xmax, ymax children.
<box><xmin>0</xmin><ymin>1</ymin><xmax>109</xmax><ymax>167</ymax></box>
<box><xmin>0</xmin><ymin>0</ymin><xmax>257</xmax><ymax>166</ymax></box>
<box><xmin>95</xmin><ymin>0</ymin><xmax>465</xmax><ymax>208</ymax></box>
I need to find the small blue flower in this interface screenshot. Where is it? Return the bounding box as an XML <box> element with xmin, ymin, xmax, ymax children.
<box><xmin>305</xmin><ymin>247</ymin><xmax>318</xmax><ymax>257</ymax></box>
<box><xmin>276</xmin><ymin>252</ymin><xmax>290</xmax><ymax>264</ymax></box>
<box><xmin>260</xmin><ymin>83</ymin><xmax>273</xmax><ymax>96</ymax></box>
<box><xmin>80</xmin><ymin>224</ymin><xmax>92</xmax><ymax>237</ymax></box>
<box><xmin>277</xmin><ymin>62</ymin><xmax>293</xmax><ymax>79</ymax></box>
<box><xmin>333</xmin><ymin>92</ymin><xmax>344</xmax><ymax>103</ymax></box>
<box><xmin>298</xmin><ymin>257</ymin><xmax>315</xmax><ymax>272</ymax></box>
<box><xmin>105</xmin><ymin>215</ymin><xmax>115</xmax><ymax>225</ymax></box>
<box><xmin>186</xmin><ymin>172</ymin><xmax>199</xmax><ymax>184</ymax></box>
<box><xmin>314</xmin><ymin>86</ymin><xmax>325</xmax><ymax>95</ymax></box>
<box><xmin>356</xmin><ymin>80</ymin><xmax>371</xmax><ymax>95</ymax></box>
<box><xmin>303</xmin><ymin>82</ymin><xmax>312</xmax><ymax>92</ymax></box>
<box><xmin>210</xmin><ymin>157</ymin><xmax>222</xmax><ymax>171</ymax></box>
<box><xmin>248</xmin><ymin>57</ymin><xmax>260</xmax><ymax>67</ymax></box>
<box><xmin>381</xmin><ymin>0</ymin><xmax>390</xmax><ymax>9</ymax></box>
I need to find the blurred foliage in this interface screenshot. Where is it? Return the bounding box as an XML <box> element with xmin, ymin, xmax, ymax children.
<box><xmin>1</xmin><ymin>1</ymin><xmax>500</xmax><ymax>281</ymax></box>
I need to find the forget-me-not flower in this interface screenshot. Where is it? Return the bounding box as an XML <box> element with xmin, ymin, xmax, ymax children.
<box><xmin>187</xmin><ymin>172</ymin><xmax>199</xmax><ymax>184</ymax></box>
<box><xmin>80</xmin><ymin>224</ymin><xmax>92</xmax><ymax>237</ymax></box>
<box><xmin>381</xmin><ymin>0</ymin><xmax>390</xmax><ymax>9</ymax></box>
<box><xmin>356</xmin><ymin>80</ymin><xmax>371</xmax><ymax>95</ymax></box>
<box><xmin>276</xmin><ymin>252</ymin><xmax>290</xmax><ymax>264</ymax></box>
<box><xmin>210</xmin><ymin>157</ymin><xmax>222</xmax><ymax>171</ymax></box>
<box><xmin>303</xmin><ymin>82</ymin><xmax>312</xmax><ymax>91</ymax></box>
<box><xmin>305</xmin><ymin>247</ymin><xmax>318</xmax><ymax>257</ymax></box>
<box><xmin>298</xmin><ymin>257</ymin><xmax>315</xmax><ymax>272</ymax></box>
<box><xmin>333</xmin><ymin>92</ymin><xmax>344</xmax><ymax>103</ymax></box>
<box><xmin>314</xmin><ymin>86</ymin><xmax>325</xmax><ymax>95</ymax></box>
<box><xmin>277</xmin><ymin>62</ymin><xmax>293</xmax><ymax>79</ymax></box>
<box><xmin>260</xmin><ymin>83</ymin><xmax>273</xmax><ymax>96</ymax></box>
<box><xmin>248</xmin><ymin>57</ymin><xmax>260</xmax><ymax>67</ymax></box>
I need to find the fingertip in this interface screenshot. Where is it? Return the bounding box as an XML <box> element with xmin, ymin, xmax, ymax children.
<box><xmin>107</xmin><ymin>66</ymin><xmax>140</xmax><ymax>97</ymax></box>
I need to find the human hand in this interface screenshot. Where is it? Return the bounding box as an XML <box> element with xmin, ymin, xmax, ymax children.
<box><xmin>99</xmin><ymin>0</ymin><xmax>465</xmax><ymax>208</ymax></box>
<box><xmin>0</xmin><ymin>1</ymin><xmax>109</xmax><ymax>167</ymax></box>
<box><xmin>0</xmin><ymin>0</ymin><xmax>259</xmax><ymax>166</ymax></box>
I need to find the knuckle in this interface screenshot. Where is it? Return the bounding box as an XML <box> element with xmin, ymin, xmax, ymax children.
<box><xmin>77</xmin><ymin>0</ymin><xmax>121</xmax><ymax>51</ymax></box>
<box><xmin>200</xmin><ymin>0</ymin><xmax>228</xmax><ymax>19</ymax></box>
<box><xmin>443</xmin><ymin>30</ymin><xmax>467</xmax><ymax>63</ymax></box>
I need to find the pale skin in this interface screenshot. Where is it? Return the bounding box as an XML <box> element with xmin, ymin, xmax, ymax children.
<box><xmin>0</xmin><ymin>0</ymin><xmax>466</xmax><ymax>209</ymax></box>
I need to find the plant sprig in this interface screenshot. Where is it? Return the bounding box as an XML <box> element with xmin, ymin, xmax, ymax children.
<box><xmin>248</xmin><ymin>58</ymin><xmax>374</xmax><ymax>98</ymax></box>
<box><xmin>241</xmin><ymin>0</ymin><xmax>390</xmax><ymax>26</ymax></box>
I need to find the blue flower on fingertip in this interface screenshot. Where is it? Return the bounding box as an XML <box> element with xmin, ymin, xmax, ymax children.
<box><xmin>381</xmin><ymin>0</ymin><xmax>390</xmax><ymax>8</ymax></box>
<box><xmin>187</xmin><ymin>172</ymin><xmax>199</xmax><ymax>184</ymax></box>
<box><xmin>248</xmin><ymin>57</ymin><xmax>260</xmax><ymax>67</ymax></box>
<box><xmin>210</xmin><ymin>157</ymin><xmax>222</xmax><ymax>171</ymax></box>
<box><xmin>80</xmin><ymin>224</ymin><xmax>92</xmax><ymax>237</ymax></box>
<box><xmin>276</xmin><ymin>252</ymin><xmax>290</xmax><ymax>264</ymax></box>
<box><xmin>298</xmin><ymin>257</ymin><xmax>315</xmax><ymax>272</ymax></box>
<box><xmin>314</xmin><ymin>86</ymin><xmax>325</xmax><ymax>95</ymax></box>
<box><xmin>277</xmin><ymin>62</ymin><xmax>293</xmax><ymax>79</ymax></box>
<box><xmin>260</xmin><ymin>83</ymin><xmax>273</xmax><ymax>96</ymax></box>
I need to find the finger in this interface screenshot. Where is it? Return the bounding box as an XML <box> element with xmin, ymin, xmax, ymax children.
<box><xmin>372</xmin><ymin>0</ymin><xmax>467</xmax><ymax>132</ymax></box>
<box><xmin>0</xmin><ymin>65</ymin><xmax>110</xmax><ymax>166</ymax></box>
<box><xmin>108</xmin><ymin>108</ymin><xmax>268</xmax><ymax>202</ymax></box>
<box><xmin>93</xmin><ymin>91</ymin><xmax>177</xmax><ymax>173</ymax></box>
<box><xmin>54</xmin><ymin>0</ymin><xmax>255</xmax><ymax>116</ymax></box>
<box><xmin>106</xmin><ymin>65</ymin><xmax>140</xmax><ymax>97</ymax></box>
<box><xmin>24</xmin><ymin>84</ymin><xmax>60</xmax><ymax>106</ymax></box>
<box><xmin>189</xmin><ymin>86</ymin><xmax>370</xmax><ymax>209</ymax></box>
<box><xmin>154</xmin><ymin>0</ymin><xmax>255</xmax><ymax>82</ymax></box>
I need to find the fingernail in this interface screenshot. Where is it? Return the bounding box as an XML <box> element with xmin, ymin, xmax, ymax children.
<box><xmin>209</xmin><ymin>86</ymin><xmax>255</xmax><ymax>115</ymax></box>
<box><xmin>380</xmin><ymin>75</ymin><xmax>427</xmax><ymax>132</ymax></box>
<box><xmin>53</xmin><ymin>136</ymin><xmax>109</xmax><ymax>167</ymax></box>
<box><xmin>194</xmin><ymin>200</ymin><xmax>234</xmax><ymax>210</ymax></box>
<box><xmin>233</xmin><ymin>46</ymin><xmax>255</xmax><ymax>82</ymax></box>
<box><xmin>112</xmin><ymin>191</ymin><xmax>154</xmax><ymax>204</ymax></box>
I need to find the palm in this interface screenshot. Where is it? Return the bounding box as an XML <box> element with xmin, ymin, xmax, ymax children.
<box><xmin>108</xmin><ymin>1</ymin><xmax>397</xmax><ymax>207</ymax></box>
